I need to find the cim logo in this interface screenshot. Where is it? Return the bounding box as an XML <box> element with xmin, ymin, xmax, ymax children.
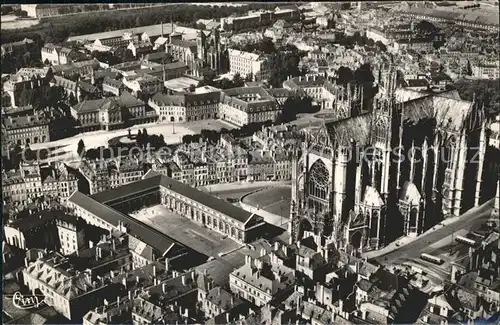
<box><xmin>12</xmin><ymin>292</ymin><xmax>46</xmax><ymax>310</ymax></box>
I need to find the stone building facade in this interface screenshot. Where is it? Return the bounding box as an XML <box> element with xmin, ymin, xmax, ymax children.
<box><xmin>290</xmin><ymin>72</ymin><xmax>498</xmax><ymax>254</ymax></box>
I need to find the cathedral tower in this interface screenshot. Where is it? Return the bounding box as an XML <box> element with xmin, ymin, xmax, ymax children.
<box><xmin>196</xmin><ymin>31</ymin><xmax>207</xmax><ymax>62</ymax></box>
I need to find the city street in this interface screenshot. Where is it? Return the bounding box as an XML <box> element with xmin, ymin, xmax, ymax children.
<box><xmin>368</xmin><ymin>198</ymin><xmax>495</xmax><ymax>265</ymax></box>
<box><xmin>201</xmin><ymin>180</ymin><xmax>291</xmax><ymax>198</ymax></box>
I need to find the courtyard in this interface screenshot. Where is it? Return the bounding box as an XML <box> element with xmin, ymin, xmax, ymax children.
<box><xmin>131</xmin><ymin>204</ymin><xmax>243</xmax><ymax>258</ymax></box>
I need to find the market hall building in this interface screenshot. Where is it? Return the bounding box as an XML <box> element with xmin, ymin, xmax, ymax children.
<box><xmin>68</xmin><ymin>171</ymin><xmax>265</xmax><ymax>244</ymax></box>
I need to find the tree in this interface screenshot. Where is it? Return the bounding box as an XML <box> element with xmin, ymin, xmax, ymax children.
<box><xmin>466</xmin><ymin>60</ymin><xmax>473</xmax><ymax>76</ymax></box>
<box><xmin>45</xmin><ymin>67</ymin><xmax>54</xmax><ymax>82</ymax></box>
<box><xmin>202</xmin><ymin>68</ymin><xmax>217</xmax><ymax>83</ymax></box>
<box><xmin>277</xmin><ymin>96</ymin><xmax>315</xmax><ymax>124</ymax></box>
<box><xmin>233</xmin><ymin>73</ymin><xmax>244</xmax><ymax>88</ymax></box>
<box><xmin>433</xmin><ymin>40</ymin><xmax>445</xmax><ymax>50</ymax></box>
<box><xmin>268</xmin><ymin>45</ymin><xmax>304</xmax><ymax>88</ymax></box>
<box><xmin>341</xmin><ymin>3</ymin><xmax>351</xmax><ymax>10</ymax></box>
<box><xmin>452</xmin><ymin>79</ymin><xmax>500</xmax><ymax>116</ymax></box>
<box><xmin>337</xmin><ymin>66</ymin><xmax>354</xmax><ymax>84</ymax></box>
<box><xmin>135</xmin><ymin>16</ymin><xmax>142</xmax><ymax>27</ymax></box>
<box><xmin>354</xmin><ymin>63</ymin><xmax>375</xmax><ymax>84</ymax></box>
<box><xmin>122</xmin><ymin>49</ymin><xmax>135</xmax><ymax>62</ymax></box>
<box><xmin>77</xmin><ymin>139</ymin><xmax>85</xmax><ymax>156</ymax></box>
<box><xmin>375</xmin><ymin>41</ymin><xmax>387</xmax><ymax>52</ymax></box>
<box><xmin>14</xmin><ymin>9</ymin><xmax>28</xmax><ymax>17</ymax></box>
<box><xmin>195</xmin><ymin>23</ymin><xmax>206</xmax><ymax>30</ymax></box>
<box><xmin>416</xmin><ymin>20</ymin><xmax>438</xmax><ymax>35</ymax></box>
<box><xmin>18</xmin><ymin>88</ymin><xmax>35</xmax><ymax>107</ymax></box>
<box><xmin>1</xmin><ymin>6</ymin><xmax>13</xmax><ymax>15</ymax></box>
<box><xmin>136</xmin><ymin>130</ymin><xmax>143</xmax><ymax>147</ymax></box>
<box><xmin>69</xmin><ymin>92</ymin><xmax>78</xmax><ymax>106</ymax></box>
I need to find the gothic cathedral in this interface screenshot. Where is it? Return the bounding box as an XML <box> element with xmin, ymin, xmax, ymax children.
<box><xmin>290</xmin><ymin>69</ymin><xmax>498</xmax><ymax>255</ymax></box>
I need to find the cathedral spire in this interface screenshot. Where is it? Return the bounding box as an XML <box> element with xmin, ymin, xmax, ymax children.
<box><xmin>409</xmin><ymin>140</ymin><xmax>416</xmax><ymax>183</ymax></box>
<box><xmin>347</xmin><ymin>83</ymin><xmax>351</xmax><ymax>106</ymax></box>
<box><xmin>421</xmin><ymin>137</ymin><xmax>429</xmax><ymax>191</ymax></box>
<box><xmin>396</xmin><ymin>101</ymin><xmax>404</xmax><ymax>192</ymax></box>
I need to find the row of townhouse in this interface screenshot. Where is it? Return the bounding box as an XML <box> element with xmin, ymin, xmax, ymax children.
<box><xmin>2</xmin><ymin>162</ymin><xmax>78</xmax><ymax>207</ymax></box>
<box><xmin>2</xmin><ymin>104</ymin><xmax>73</xmax><ymax>150</ymax></box>
<box><xmin>153</xmin><ymin>138</ymin><xmax>293</xmax><ymax>188</ymax></box>
<box><xmin>78</xmin><ymin>158</ymin><xmax>145</xmax><ymax>195</ymax></box>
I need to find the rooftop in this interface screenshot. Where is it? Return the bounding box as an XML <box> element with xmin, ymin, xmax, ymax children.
<box><xmin>66</xmin><ymin>23</ymin><xmax>177</xmax><ymax>43</ymax></box>
<box><xmin>68</xmin><ymin>191</ymin><xmax>183</xmax><ymax>255</ymax></box>
<box><xmin>23</xmin><ymin>253</ymin><xmax>101</xmax><ymax>300</ymax></box>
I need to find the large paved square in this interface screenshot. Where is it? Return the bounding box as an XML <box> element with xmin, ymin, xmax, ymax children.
<box><xmin>131</xmin><ymin>205</ymin><xmax>243</xmax><ymax>258</ymax></box>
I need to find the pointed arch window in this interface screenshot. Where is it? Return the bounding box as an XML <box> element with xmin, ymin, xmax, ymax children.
<box><xmin>444</xmin><ymin>136</ymin><xmax>456</xmax><ymax>169</ymax></box>
<box><xmin>374</xmin><ymin>118</ymin><xmax>388</xmax><ymax>143</ymax></box>
<box><xmin>370</xmin><ymin>212</ymin><xmax>379</xmax><ymax>238</ymax></box>
<box><xmin>409</xmin><ymin>208</ymin><xmax>418</xmax><ymax>228</ymax></box>
<box><xmin>309</xmin><ymin>159</ymin><xmax>329</xmax><ymax>200</ymax></box>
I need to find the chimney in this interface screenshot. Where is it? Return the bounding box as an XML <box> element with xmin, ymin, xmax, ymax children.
<box><xmin>182</xmin><ymin>275</ymin><xmax>186</xmax><ymax>286</ymax></box>
<box><xmin>274</xmin><ymin>242</ymin><xmax>280</xmax><ymax>251</ymax></box>
<box><xmin>110</xmin><ymin>270</ymin><xmax>115</xmax><ymax>278</ymax></box>
<box><xmin>136</xmin><ymin>275</ymin><xmax>140</xmax><ymax>284</ymax></box>
<box><xmin>165</xmin><ymin>258</ymin><xmax>170</xmax><ymax>271</ymax></box>
<box><xmin>226</xmin><ymin>313</ymin><xmax>230</xmax><ymax>323</ymax></box>
<box><xmin>153</xmin><ymin>265</ymin><xmax>157</xmax><ymax>277</ymax></box>
<box><xmin>117</xmin><ymin>296</ymin><xmax>120</xmax><ymax>307</ymax></box>
<box><xmin>122</xmin><ymin>277</ymin><xmax>127</xmax><ymax>289</ymax></box>
<box><xmin>24</xmin><ymin>257</ymin><xmax>29</xmax><ymax>267</ymax></box>
<box><xmin>162</xmin><ymin>283</ymin><xmax>167</xmax><ymax>293</ymax></box>
<box><xmin>128</xmin><ymin>290</ymin><xmax>132</xmax><ymax>300</ymax></box>
<box><xmin>260</xmin><ymin>248</ymin><xmax>266</xmax><ymax>257</ymax></box>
